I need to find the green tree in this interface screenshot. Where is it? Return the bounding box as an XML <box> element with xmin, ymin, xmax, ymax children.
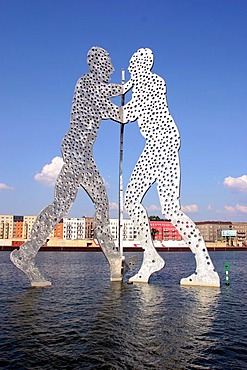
<box><xmin>149</xmin><ymin>215</ymin><xmax>161</xmax><ymax>221</ymax></box>
<box><xmin>151</xmin><ymin>228</ymin><xmax>159</xmax><ymax>240</ymax></box>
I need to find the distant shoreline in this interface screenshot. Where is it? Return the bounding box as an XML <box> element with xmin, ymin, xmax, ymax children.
<box><xmin>1</xmin><ymin>246</ymin><xmax>246</xmax><ymax>252</ymax></box>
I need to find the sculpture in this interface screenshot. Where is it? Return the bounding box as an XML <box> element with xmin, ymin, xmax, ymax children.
<box><xmin>10</xmin><ymin>47</ymin><xmax>129</xmax><ymax>286</ymax></box>
<box><xmin>10</xmin><ymin>46</ymin><xmax>220</xmax><ymax>288</ymax></box>
<box><xmin>123</xmin><ymin>48</ymin><xmax>220</xmax><ymax>287</ymax></box>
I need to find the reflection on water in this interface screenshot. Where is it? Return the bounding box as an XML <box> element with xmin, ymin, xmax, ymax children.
<box><xmin>0</xmin><ymin>251</ymin><xmax>246</xmax><ymax>369</ymax></box>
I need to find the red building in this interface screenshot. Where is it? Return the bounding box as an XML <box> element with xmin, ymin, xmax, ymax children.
<box><xmin>53</xmin><ymin>219</ymin><xmax>63</xmax><ymax>239</ymax></box>
<box><xmin>149</xmin><ymin>221</ymin><xmax>182</xmax><ymax>241</ymax></box>
<box><xmin>13</xmin><ymin>215</ymin><xmax>24</xmax><ymax>238</ymax></box>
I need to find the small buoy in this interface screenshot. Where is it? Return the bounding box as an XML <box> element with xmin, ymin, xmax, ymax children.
<box><xmin>225</xmin><ymin>262</ymin><xmax>230</xmax><ymax>286</ymax></box>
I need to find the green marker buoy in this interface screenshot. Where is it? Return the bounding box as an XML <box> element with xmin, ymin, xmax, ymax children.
<box><xmin>225</xmin><ymin>262</ymin><xmax>230</xmax><ymax>285</ymax></box>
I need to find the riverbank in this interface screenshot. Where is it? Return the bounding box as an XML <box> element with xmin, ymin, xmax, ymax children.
<box><xmin>1</xmin><ymin>245</ymin><xmax>246</xmax><ymax>252</ymax></box>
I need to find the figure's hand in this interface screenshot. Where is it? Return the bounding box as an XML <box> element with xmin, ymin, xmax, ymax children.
<box><xmin>122</xmin><ymin>79</ymin><xmax>133</xmax><ymax>94</ymax></box>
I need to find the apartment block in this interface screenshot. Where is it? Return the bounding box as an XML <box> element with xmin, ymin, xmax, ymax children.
<box><xmin>109</xmin><ymin>218</ymin><xmax>137</xmax><ymax>241</ymax></box>
<box><xmin>53</xmin><ymin>219</ymin><xmax>64</xmax><ymax>239</ymax></box>
<box><xmin>0</xmin><ymin>215</ymin><xmax>14</xmax><ymax>239</ymax></box>
<box><xmin>195</xmin><ymin>221</ymin><xmax>232</xmax><ymax>242</ymax></box>
<box><xmin>85</xmin><ymin>217</ymin><xmax>94</xmax><ymax>239</ymax></box>
<box><xmin>12</xmin><ymin>215</ymin><xmax>23</xmax><ymax>238</ymax></box>
<box><xmin>23</xmin><ymin>215</ymin><xmax>37</xmax><ymax>239</ymax></box>
<box><xmin>63</xmin><ymin>218</ymin><xmax>86</xmax><ymax>240</ymax></box>
<box><xmin>232</xmin><ymin>222</ymin><xmax>247</xmax><ymax>245</ymax></box>
<box><xmin>0</xmin><ymin>214</ymin><xmax>62</xmax><ymax>240</ymax></box>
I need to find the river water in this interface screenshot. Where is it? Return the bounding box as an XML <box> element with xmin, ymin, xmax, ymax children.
<box><xmin>0</xmin><ymin>251</ymin><xmax>246</xmax><ymax>369</ymax></box>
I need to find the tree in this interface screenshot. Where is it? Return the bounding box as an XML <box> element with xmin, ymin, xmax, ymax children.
<box><xmin>151</xmin><ymin>228</ymin><xmax>159</xmax><ymax>240</ymax></box>
<box><xmin>149</xmin><ymin>215</ymin><xmax>162</xmax><ymax>221</ymax></box>
<box><xmin>149</xmin><ymin>215</ymin><xmax>170</xmax><ymax>221</ymax></box>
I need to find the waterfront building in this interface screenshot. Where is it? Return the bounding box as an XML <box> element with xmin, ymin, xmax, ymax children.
<box><xmin>195</xmin><ymin>221</ymin><xmax>233</xmax><ymax>242</ymax></box>
<box><xmin>0</xmin><ymin>214</ymin><xmax>246</xmax><ymax>246</ymax></box>
<box><xmin>109</xmin><ymin>219</ymin><xmax>182</xmax><ymax>242</ymax></box>
<box><xmin>0</xmin><ymin>215</ymin><xmax>14</xmax><ymax>239</ymax></box>
<box><xmin>109</xmin><ymin>218</ymin><xmax>137</xmax><ymax>241</ymax></box>
<box><xmin>84</xmin><ymin>217</ymin><xmax>94</xmax><ymax>239</ymax></box>
<box><xmin>232</xmin><ymin>222</ymin><xmax>247</xmax><ymax>246</ymax></box>
<box><xmin>23</xmin><ymin>215</ymin><xmax>37</xmax><ymax>239</ymax></box>
<box><xmin>52</xmin><ymin>219</ymin><xmax>63</xmax><ymax>239</ymax></box>
<box><xmin>13</xmin><ymin>215</ymin><xmax>23</xmax><ymax>238</ymax></box>
<box><xmin>63</xmin><ymin>217</ymin><xmax>86</xmax><ymax>240</ymax></box>
<box><xmin>149</xmin><ymin>220</ymin><xmax>182</xmax><ymax>241</ymax></box>
<box><xmin>0</xmin><ymin>214</ymin><xmax>63</xmax><ymax>241</ymax></box>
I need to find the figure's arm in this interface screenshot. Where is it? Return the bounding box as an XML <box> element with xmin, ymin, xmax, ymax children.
<box><xmin>108</xmin><ymin>79</ymin><xmax>133</xmax><ymax>97</ymax></box>
<box><xmin>102</xmin><ymin>80</ymin><xmax>135</xmax><ymax>123</ymax></box>
<box><xmin>108</xmin><ymin>83</ymin><xmax>122</xmax><ymax>97</ymax></box>
<box><xmin>122</xmin><ymin>79</ymin><xmax>133</xmax><ymax>94</ymax></box>
<box><xmin>101</xmin><ymin>101</ymin><xmax>122</xmax><ymax>123</ymax></box>
<box><xmin>122</xmin><ymin>99</ymin><xmax>138</xmax><ymax>123</ymax></box>
<box><xmin>102</xmin><ymin>101</ymin><xmax>133</xmax><ymax>125</ymax></box>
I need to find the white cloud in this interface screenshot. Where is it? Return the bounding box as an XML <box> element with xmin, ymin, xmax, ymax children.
<box><xmin>224</xmin><ymin>205</ymin><xmax>236</xmax><ymax>213</ymax></box>
<box><xmin>147</xmin><ymin>204</ymin><xmax>161</xmax><ymax>212</ymax></box>
<box><xmin>236</xmin><ymin>204</ymin><xmax>247</xmax><ymax>213</ymax></box>
<box><xmin>109</xmin><ymin>202</ymin><xmax>118</xmax><ymax>210</ymax></box>
<box><xmin>224</xmin><ymin>175</ymin><xmax>247</xmax><ymax>193</ymax></box>
<box><xmin>181</xmin><ymin>204</ymin><xmax>198</xmax><ymax>213</ymax></box>
<box><xmin>34</xmin><ymin>156</ymin><xmax>64</xmax><ymax>186</ymax></box>
<box><xmin>0</xmin><ymin>183</ymin><xmax>13</xmax><ymax>190</ymax></box>
<box><xmin>224</xmin><ymin>204</ymin><xmax>247</xmax><ymax>214</ymax></box>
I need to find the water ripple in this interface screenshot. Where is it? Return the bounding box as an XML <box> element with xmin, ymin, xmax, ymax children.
<box><xmin>0</xmin><ymin>251</ymin><xmax>246</xmax><ymax>369</ymax></box>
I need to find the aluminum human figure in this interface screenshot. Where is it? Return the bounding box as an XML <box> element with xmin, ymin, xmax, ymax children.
<box><xmin>123</xmin><ymin>48</ymin><xmax>220</xmax><ymax>287</ymax></box>
<box><xmin>10</xmin><ymin>47</ymin><xmax>127</xmax><ymax>286</ymax></box>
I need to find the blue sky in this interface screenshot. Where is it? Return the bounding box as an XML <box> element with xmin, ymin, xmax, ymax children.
<box><xmin>0</xmin><ymin>0</ymin><xmax>246</xmax><ymax>222</ymax></box>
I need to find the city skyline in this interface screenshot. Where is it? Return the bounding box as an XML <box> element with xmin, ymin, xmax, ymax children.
<box><xmin>1</xmin><ymin>0</ymin><xmax>247</xmax><ymax>222</ymax></box>
<box><xmin>2</xmin><ymin>213</ymin><xmax>246</xmax><ymax>245</ymax></box>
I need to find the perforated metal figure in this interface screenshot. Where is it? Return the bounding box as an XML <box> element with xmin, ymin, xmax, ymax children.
<box><xmin>10</xmin><ymin>47</ymin><xmax>126</xmax><ymax>286</ymax></box>
<box><xmin>123</xmin><ymin>48</ymin><xmax>220</xmax><ymax>286</ymax></box>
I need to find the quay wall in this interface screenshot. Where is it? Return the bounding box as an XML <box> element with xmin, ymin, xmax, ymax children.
<box><xmin>0</xmin><ymin>238</ymin><xmax>246</xmax><ymax>252</ymax></box>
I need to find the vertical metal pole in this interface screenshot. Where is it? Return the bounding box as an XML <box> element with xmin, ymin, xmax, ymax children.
<box><xmin>118</xmin><ymin>69</ymin><xmax>125</xmax><ymax>257</ymax></box>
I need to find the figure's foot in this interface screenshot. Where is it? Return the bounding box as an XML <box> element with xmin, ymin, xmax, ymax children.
<box><xmin>10</xmin><ymin>249</ymin><xmax>52</xmax><ymax>286</ymax></box>
<box><xmin>109</xmin><ymin>256</ymin><xmax>123</xmax><ymax>282</ymax></box>
<box><xmin>180</xmin><ymin>270</ymin><xmax>220</xmax><ymax>288</ymax></box>
<box><xmin>109</xmin><ymin>255</ymin><xmax>139</xmax><ymax>280</ymax></box>
<box><xmin>31</xmin><ymin>281</ymin><xmax>52</xmax><ymax>287</ymax></box>
<box><xmin>128</xmin><ymin>251</ymin><xmax>165</xmax><ymax>283</ymax></box>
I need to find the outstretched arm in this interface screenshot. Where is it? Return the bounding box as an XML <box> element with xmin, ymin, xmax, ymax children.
<box><xmin>108</xmin><ymin>83</ymin><xmax>122</xmax><ymax>97</ymax></box>
<box><xmin>108</xmin><ymin>79</ymin><xmax>133</xmax><ymax>97</ymax></box>
<box><xmin>122</xmin><ymin>79</ymin><xmax>133</xmax><ymax>94</ymax></box>
<box><xmin>103</xmin><ymin>78</ymin><xmax>134</xmax><ymax>123</ymax></box>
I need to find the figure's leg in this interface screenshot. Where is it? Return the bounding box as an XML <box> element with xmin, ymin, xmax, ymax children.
<box><xmin>124</xmin><ymin>153</ymin><xmax>165</xmax><ymax>283</ymax></box>
<box><xmin>157</xmin><ymin>159</ymin><xmax>220</xmax><ymax>287</ymax></box>
<box><xmin>80</xmin><ymin>159</ymin><xmax>123</xmax><ymax>281</ymax></box>
<box><xmin>10</xmin><ymin>164</ymin><xmax>79</xmax><ymax>286</ymax></box>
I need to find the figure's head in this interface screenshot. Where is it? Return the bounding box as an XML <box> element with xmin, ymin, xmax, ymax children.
<box><xmin>128</xmin><ymin>48</ymin><xmax>154</xmax><ymax>78</ymax></box>
<box><xmin>87</xmin><ymin>46</ymin><xmax>114</xmax><ymax>82</ymax></box>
